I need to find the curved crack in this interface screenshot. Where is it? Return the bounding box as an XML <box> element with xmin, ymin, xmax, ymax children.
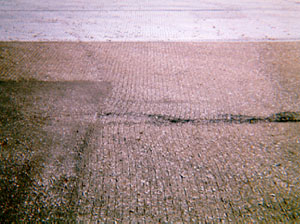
<box><xmin>98</xmin><ymin>112</ymin><xmax>300</xmax><ymax>125</ymax></box>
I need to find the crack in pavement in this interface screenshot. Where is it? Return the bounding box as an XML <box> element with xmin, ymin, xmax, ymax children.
<box><xmin>98</xmin><ymin>112</ymin><xmax>300</xmax><ymax>125</ymax></box>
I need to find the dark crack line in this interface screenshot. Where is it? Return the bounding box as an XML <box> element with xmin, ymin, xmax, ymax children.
<box><xmin>70</xmin><ymin>124</ymin><xmax>95</xmax><ymax>215</ymax></box>
<box><xmin>98</xmin><ymin>112</ymin><xmax>300</xmax><ymax>125</ymax></box>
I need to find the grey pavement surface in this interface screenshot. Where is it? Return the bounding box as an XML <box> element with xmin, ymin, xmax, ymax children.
<box><xmin>1</xmin><ymin>0</ymin><xmax>300</xmax><ymax>41</ymax></box>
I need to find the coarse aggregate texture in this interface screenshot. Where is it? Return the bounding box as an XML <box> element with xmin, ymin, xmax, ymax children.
<box><xmin>1</xmin><ymin>0</ymin><xmax>300</xmax><ymax>41</ymax></box>
<box><xmin>0</xmin><ymin>42</ymin><xmax>300</xmax><ymax>222</ymax></box>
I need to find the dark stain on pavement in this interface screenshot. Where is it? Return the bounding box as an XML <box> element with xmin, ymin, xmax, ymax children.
<box><xmin>0</xmin><ymin>80</ymin><xmax>111</xmax><ymax>222</ymax></box>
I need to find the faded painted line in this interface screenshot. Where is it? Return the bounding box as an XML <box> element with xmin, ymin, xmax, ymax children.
<box><xmin>0</xmin><ymin>9</ymin><xmax>242</xmax><ymax>12</ymax></box>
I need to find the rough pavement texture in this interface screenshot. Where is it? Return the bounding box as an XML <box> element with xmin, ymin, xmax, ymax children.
<box><xmin>1</xmin><ymin>0</ymin><xmax>300</xmax><ymax>41</ymax></box>
<box><xmin>1</xmin><ymin>42</ymin><xmax>300</xmax><ymax>222</ymax></box>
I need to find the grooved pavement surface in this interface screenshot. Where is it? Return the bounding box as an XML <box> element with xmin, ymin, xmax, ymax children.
<box><xmin>1</xmin><ymin>42</ymin><xmax>300</xmax><ymax>222</ymax></box>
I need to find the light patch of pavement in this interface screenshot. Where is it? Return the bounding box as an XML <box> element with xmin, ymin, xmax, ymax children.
<box><xmin>1</xmin><ymin>0</ymin><xmax>300</xmax><ymax>41</ymax></box>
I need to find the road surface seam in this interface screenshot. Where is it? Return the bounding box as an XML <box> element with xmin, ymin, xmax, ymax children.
<box><xmin>98</xmin><ymin>111</ymin><xmax>300</xmax><ymax>124</ymax></box>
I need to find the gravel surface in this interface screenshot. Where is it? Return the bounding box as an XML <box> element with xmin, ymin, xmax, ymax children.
<box><xmin>1</xmin><ymin>42</ymin><xmax>300</xmax><ymax>222</ymax></box>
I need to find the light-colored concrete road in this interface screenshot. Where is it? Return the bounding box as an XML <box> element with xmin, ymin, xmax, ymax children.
<box><xmin>1</xmin><ymin>0</ymin><xmax>300</xmax><ymax>41</ymax></box>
